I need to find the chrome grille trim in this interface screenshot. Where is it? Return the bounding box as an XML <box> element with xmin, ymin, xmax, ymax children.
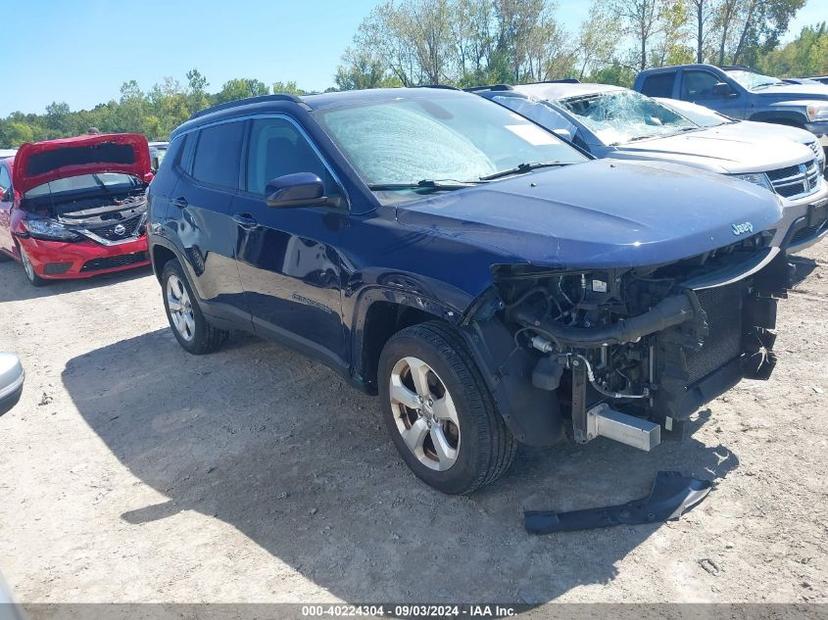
<box><xmin>768</xmin><ymin>159</ymin><xmax>821</xmax><ymax>199</ymax></box>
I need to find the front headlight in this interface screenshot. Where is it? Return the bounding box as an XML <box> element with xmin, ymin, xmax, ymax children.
<box><xmin>23</xmin><ymin>217</ymin><xmax>82</xmax><ymax>241</ymax></box>
<box><xmin>733</xmin><ymin>172</ymin><xmax>774</xmax><ymax>193</ymax></box>
<box><xmin>807</xmin><ymin>104</ymin><xmax>828</xmax><ymax>122</ymax></box>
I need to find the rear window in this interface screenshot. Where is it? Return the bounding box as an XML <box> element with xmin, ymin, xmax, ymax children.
<box><xmin>24</xmin><ymin>142</ymin><xmax>136</xmax><ymax>176</ymax></box>
<box><xmin>191</xmin><ymin>122</ymin><xmax>244</xmax><ymax>190</ymax></box>
<box><xmin>640</xmin><ymin>73</ymin><xmax>676</xmax><ymax>97</ymax></box>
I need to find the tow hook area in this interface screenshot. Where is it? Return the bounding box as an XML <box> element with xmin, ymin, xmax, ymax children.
<box><xmin>584</xmin><ymin>403</ymin><xmax>661</xmax><ymax>451</ymax></box>
<box><xmin>524</xmin><ymin>471</ymin><xmax>713</xmax><ymax>534</ymax></box>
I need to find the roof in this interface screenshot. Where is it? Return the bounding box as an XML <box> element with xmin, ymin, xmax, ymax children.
<box><xmin>172</xmin><ymin>87</ymin><xmax>480</xmax><ymax>138</ymax></box>
<box><xmin>301</xmin><ymin>87</ymin><xmax>473</xmax><ymax>110</ymax></box>
<box><xmin>637</xmin><ymin>63</ymin><xmax>727</xmax><ymax>75</ymax></box>
<box><xmin>513</xmin><ymin>82</ymin><xmax>624</xmax><ymax>101</ymax></box>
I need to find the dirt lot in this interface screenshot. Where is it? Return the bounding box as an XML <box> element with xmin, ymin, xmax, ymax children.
<box><xmin>0</xmin><ymin>243</ymin><xmax>826</xmax><ymax>608</ymax></box>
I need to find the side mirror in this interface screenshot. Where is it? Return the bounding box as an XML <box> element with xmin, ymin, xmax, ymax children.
<box><xmin>265</xmin><ymin>172</ymin><xmax>328</xmax><ymax>208</ymax></box>
<box><xmin>553</xmin><ymin>128</ymin><xmax>573</xmax><ymax>141</ymax></box>
<box><xmin>0</xmin><ymin>353</ymin><xmax>24</xmax><ymax>417</ymax></box>
<box><xmin>712</xmin><ymin>82</ymin><xmax>736</xmax><ymax>97</ymax></box>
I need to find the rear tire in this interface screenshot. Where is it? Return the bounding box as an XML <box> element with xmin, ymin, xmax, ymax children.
<box><xmin>378</xmin><ymin>321</ymin><xmax>517</xmax><ymax>494</ymax></box>
<box><xmin>161</xmin><ymin>259</ymin><xmax>228</xmax><ymax>354</ymax></box>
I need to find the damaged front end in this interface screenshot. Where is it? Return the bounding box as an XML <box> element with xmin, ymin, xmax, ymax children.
<box><xmin>465</xmin><ymin>231</ymin><xmax>790</xmax><ymax>451</ymax></box>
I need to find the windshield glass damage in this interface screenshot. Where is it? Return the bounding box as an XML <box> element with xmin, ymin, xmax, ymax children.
<box><xmin>558</xmin><ymin>90</ymin><xmax>699</xmax><ymax>145</ymax></box>
<box><xmin>314</xmin><ymin>94</ymin><xmax>587</xmax><ymax>204</ymax></box>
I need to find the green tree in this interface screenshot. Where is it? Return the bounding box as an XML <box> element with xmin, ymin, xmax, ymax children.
<box><xmin>214</xmin><ymin>78</ymin><xmax>270</xmax><ymax>104</ymax></box>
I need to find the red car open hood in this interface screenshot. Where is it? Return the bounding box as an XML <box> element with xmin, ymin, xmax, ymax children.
<box><xmin>12</xmin><ymin>133</ymin><xmax>151</xmax><ymax>195</ymax></box>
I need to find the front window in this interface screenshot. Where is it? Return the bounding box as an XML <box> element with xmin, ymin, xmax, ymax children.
<box><xmin>557</xmin><ymin>90</ymin><xmax>698</xmax><ymax>145</ymax></box>
<box><xmin>725</xmin><ymin>70</ymin><xmax>784</xmax><ymax>90</ymax></box>
<box><xmin>313</xmin><ymin>93</ymin><xmax>586</xmax><ymax>204</ymax></box>
<box><xmin>24</xmin><ymin>173</ymin><xmax>141</xmax><ymax>198</ymax></box>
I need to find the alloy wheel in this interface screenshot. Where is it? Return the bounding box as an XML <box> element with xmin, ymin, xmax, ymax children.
<box><xmin>20</xmin><ymin>249</ymin><xmax>35</xmax><ymax>282</ymax></box>
<box><xmin>166</xmin><ymin>274</ymin><xmax>196</xmax><ymax>342</ymax></box>
<box><xmin>388</xmin><ymin>356</ymin><xmax>460</xmax><ymax>471</ymax></box>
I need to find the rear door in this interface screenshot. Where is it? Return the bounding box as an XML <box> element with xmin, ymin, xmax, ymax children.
<box><xmin>0</xmin><ymin>163</ymin><xmax>14</xmax><ymax>255</ymax></box>
<box><xmin>231</xmin><ymin>115</ymin><xmax>349</xmax><ymax>369</ymax></box>
<box><xmin>169</xmin><ymin>121</ymin><xmax>250</xmax><ymax>326</ymax></box>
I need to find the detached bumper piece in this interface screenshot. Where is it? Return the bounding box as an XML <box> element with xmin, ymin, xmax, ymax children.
<box><xmin>524</xmin><ymin>471</ymin><xmax>712</xmax><ymax>534</ymax></box>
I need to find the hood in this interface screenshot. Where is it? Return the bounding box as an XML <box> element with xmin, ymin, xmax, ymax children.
<box><xmin>610</xmin><ymin>127</ymin><xmax>813</xmax><ymax>173</ymax></box>
<box><xmin>726</xmin><ymin>120</ymin><xmax>818</xmax><ymax>145</ymax></box>
<box><xmin>752</xmin><ymin>83</ymin><xmax>828</xmax><ymax>100</ymax></box>
<box><xmin>13</xmin><ymin>133</ymin><xmax>151</xmax><ymax>195</ymax></box>
<box><xmin>396</xmin><ymin>159</ymin><xmax>782</xmax><ymax>269</ymax></box>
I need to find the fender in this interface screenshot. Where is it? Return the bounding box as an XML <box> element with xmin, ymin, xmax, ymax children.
<box><xmin>458</xmin><ymin>287</ymin><xmax>565</xmax><ymax>447</ymax></box>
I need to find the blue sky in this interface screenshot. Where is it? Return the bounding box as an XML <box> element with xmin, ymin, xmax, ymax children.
<box><xmin>1</xmin><ymin>0</ymin><xmax>823</xmax><ymax>117</ymax></box>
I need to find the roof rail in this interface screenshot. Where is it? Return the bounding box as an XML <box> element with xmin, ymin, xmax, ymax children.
<box><xmin>720</xmin><ymin>64</ymin><xmax>755</xmax><ymax>72</ymax></box>
<box><xmin>189</xmin><ymin>93</ymin><xmax>303</xmax><ymax>120</ymax></box>
<box><xmin>415</xmin><ymin>84</ymin><xmax>460</xmax><ymax>90</ymax></box>
<box><xmin>526</xmin><ymin>78</ymin><xmax>581</xmax><ymax>84</ymax></box>
<box><xmin>463</xmin><ymin>84</ymin><xmax>514</xmax><ymax>92</ymax></box>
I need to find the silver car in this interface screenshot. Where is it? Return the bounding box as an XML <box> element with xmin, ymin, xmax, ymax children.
<box><xmin>0</xmin><ymin>353</ymin><xmax>24</xmax><ymax>416</ymax></box>
<box><xmin>476</xmin><ymin>82</ymin><xmax>828</xmax><ymax>253</ymax></box>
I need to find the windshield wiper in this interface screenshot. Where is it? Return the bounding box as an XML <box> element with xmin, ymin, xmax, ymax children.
<box><xmin>479</xmin><ymin>162</ymin><xmax>566</xmax><ymax>181</ymax></box>
<box><xmin>752</xmin><ymin>82</ymin><xmax>785</xmax><ymax>90</ymax></box>
<box><xmin>368</xmin><ymin>179</ymin><xmax>481</xmax><ymax>192</ymax></box>
<box><xmin>91</xmin><ymin>173</ymin><xmax>114</xmax><ymax>196</ymax></box>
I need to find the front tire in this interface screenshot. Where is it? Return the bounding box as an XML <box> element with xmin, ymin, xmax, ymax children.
<box><xmin>161</xmin><ymin>259</ymin><xmax>228</xmax><ymax>354</ymax></box>
<box><xmin>18</xmin><ymin>245</ymin><xmax>45</xmax><ymax>287</ymax></box>
<box><xmin>378</xmin><ymin>321</ymin><xmax>517</xmax><ymax>494</ymax></box>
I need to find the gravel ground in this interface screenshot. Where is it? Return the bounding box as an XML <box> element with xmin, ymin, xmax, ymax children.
<box><xmin>0</xmin><ymin>243</ymin><xmax>826</xmax><ymax>608</ymax></box>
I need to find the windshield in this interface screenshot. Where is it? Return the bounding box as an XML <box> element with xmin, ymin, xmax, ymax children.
<box><xmin>557</xmin><ymin>90</ymin><xmax>699</xmax><ymax>145</ymax></box>
<box><xmin>25</xmin><ymin>173</ymin><xmax>141</xmax><ymax>198</ymax></box>
<box><xmin>313</xmin><ymin>93</ymin><xmax>587</xmax><ymax>203</ymax></box>
<box><xmin>725</xmin><ymin>70</ymin><xmax>783</xmax><ymax>90</ymax></box>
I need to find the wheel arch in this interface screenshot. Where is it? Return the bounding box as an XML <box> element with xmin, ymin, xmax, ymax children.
<box><xmin>352</xmin><ymin>287</ymin><xmax>460</xmax><ymax>393</ymax></box>
<box><xmin>149</xmin><ymin>239</ymin><xmax>181</xmax><ymax>283</ymax></box>
<box><xmin>355</xmin><ymin>285</ymin><xmax>565</xmax><ymax>447</ymax></box>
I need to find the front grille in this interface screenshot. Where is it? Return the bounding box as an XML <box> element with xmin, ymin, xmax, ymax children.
<box><xmin>80</xmin><ymin>252</ymin><xmax>147</xmax><ymax>272</ymax></box>
<box><xmin>684</xmin><ymin>285</ymin><xmax>744</xmax><ymax>383</ymax></box>
<box><xmin>88</xmin><ymin>214</ymin><xmax>145</xmax><ymax>241</ymax></box>
<box><xmin>767</xmin><ymin>159</ymin><xmax>821</xmax><ymax>199</ymax></box>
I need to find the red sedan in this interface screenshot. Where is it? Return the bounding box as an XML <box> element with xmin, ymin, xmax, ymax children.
<box><xmin>0</xmin><ymin>133</ymin><xmax>152</xmax><ymax>286</ymax></box>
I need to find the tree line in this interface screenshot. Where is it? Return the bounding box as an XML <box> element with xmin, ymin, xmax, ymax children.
<box><xmin>2</xmin><ymin>0</ymin><xmax>826</xmax><ymax>148</ymax></box>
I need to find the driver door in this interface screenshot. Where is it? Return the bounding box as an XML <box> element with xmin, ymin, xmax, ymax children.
<box><xmin>232</xmin><ymin>116</ymin><xmax>349</xmax><ymax>369</ymax></box>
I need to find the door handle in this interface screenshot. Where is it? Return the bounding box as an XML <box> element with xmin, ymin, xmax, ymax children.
<box><xmin>171</xmin><ymin>196</ymin><xmax>188</xmax><ymax>209</ymax></box>
<box><xmin>233</xmin><ymin>213</ymin><xmax>258</xmax><ymax>229</ymax></box>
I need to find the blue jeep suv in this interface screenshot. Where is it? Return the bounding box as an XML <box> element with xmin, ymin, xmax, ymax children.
<box><xmin>148</xmin><ymin>88</ymin><xmax>789</xmax><ymax>493</ymax></box>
